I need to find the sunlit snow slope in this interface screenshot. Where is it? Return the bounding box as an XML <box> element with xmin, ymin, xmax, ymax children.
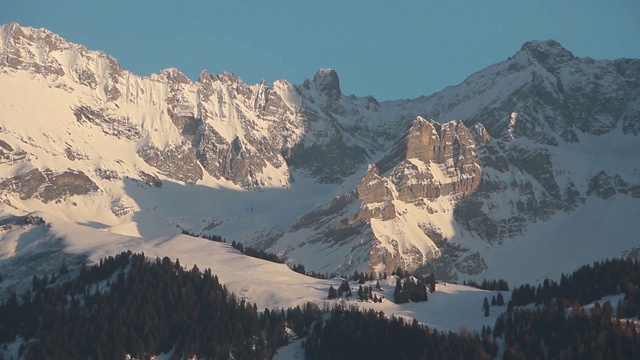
<box><xmin>0</xmin><ymin>212</ymin><xmax>503</xmax><ymax>335</ymax></box>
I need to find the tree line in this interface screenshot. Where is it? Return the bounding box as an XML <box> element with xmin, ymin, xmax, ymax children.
<box><xmin>180</xmin><ymin>229</ymin><xmax>284</xmax><ymax>264</ymax></box>
<box><xmin>463</xmin><ymin>278</ymin><xmax>509</xmax><ymax>291</ymax></box>
<box><xmin>304</xmin><ymin>304</ymin><xmax>489</xmax><ymax>359</ymax></box>
<box><xmin>0</xmin><ymin>251</ymin><xmax>326</xmax><ymax>359</ymax></box>
<box><xmin>4</xmin><ymin>249</ymin><xmax>639</xmax><ymax>359</ymax></box>
<box><xmin>509</xmin><ymin>257</ymin><xmax>640</xmax><ymax>314</ymax></box>
<box><xmin>498</xmin><ymin>300</ymin><xmax>640</xmax><ymax>359</ymax></box>
<box><xmin>494</xmin><ymin>257</ymin><xmax>640</xmax><ymax>358</ymax></box>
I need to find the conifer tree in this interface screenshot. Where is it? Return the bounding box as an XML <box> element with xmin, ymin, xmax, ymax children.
<box><xmin>328</xmin><ymin>286</ymin><xmax>337</xmax><ymax>300</ymax></box>
<box><xmin>59</xmin><ymin>262</ymin><xmax>69</xmax><ymax>275</ymax></box>
<box><xmin>428</xmin><ymin>273</ymin><xmax>436</xmax><ymax>293</ymax></box>
<box><xmin>493</xmin><ymin>315</ymin><xmax>505</xmax><ymax>338</ymax></box>
<box><xmin>394</xmin><ymin>278</ymin><xmax>402</xmax><ymax>299</ymax></box>
<box><xmin>483</xmin><ymin>297</ymin><xmax>490</xmax><ymax>317</ymax></box>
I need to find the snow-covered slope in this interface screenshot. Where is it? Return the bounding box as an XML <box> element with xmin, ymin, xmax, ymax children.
<box><xmin>0</xmin><ymin>212</ymin><xmax>503</xmax><ymax>335</ymax></box>
<box><xmin>1</xmin><ymin>23</ymin><xmax>640</xmax><ymax>286</ymax></box>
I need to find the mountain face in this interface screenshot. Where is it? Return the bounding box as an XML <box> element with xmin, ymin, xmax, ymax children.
<box><xmin>424</xmin><ymin>40</ymin><xmax>640</xmax><ymax>144</ymax></box>
<box><xmin>0</xmin><ymin>23</ymin><xmax>404</xmax><ymax>190</ymax></box>
<box><xmin>1</xmin><ymin>23</ymin><xmax>639</xmax><ymax>283</ymax></box>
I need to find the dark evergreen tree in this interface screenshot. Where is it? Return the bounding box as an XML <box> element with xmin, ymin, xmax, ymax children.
<box><xmin>427</xmin><ymin>273</ymin><xmax>436</xmax><ymax>293</ymax></box>
<box><xmin>327</xmin><ymin>285</ymin><xmax>337</xmax><ymax>300</ymax></box>
<box><xmin>59</xmin><ymin>262</ymin><xmax>69</xmax><ymax>275</ymax></box>
<box><xmin>393</xmin><ymin>277</ymin><xmax>427</xmax><ymax>304</ymax></box>
<box><xmin>338</xmin><ymin>279</ymin><xmax>350</xmax><ymax>297</ymax></box>
<box><xmin>291</xmin><ymin>263</ymin><xmax>306</xmax><ymax>275</ymax></box>
<box><xmin>493</xmin><ymin>314</ymin><xmax>505</xmax><ymax>338</ymax></box>
<box><xmin>358</xmin><ymin>272</ymin><xmax>366</xmax><ymax>284</ymax></box>
<box><xmin>483</xmin><ymin>297</ymin><xmax>490</xmax><ymax>317</ymax></box>
<box><xmin>393</xmin><ymin>278</ymin><xmax>406</xmax><ymax>304</ymax></box>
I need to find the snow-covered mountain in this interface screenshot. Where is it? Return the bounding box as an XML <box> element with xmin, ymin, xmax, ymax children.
<box><xmin>272</xmin><ymin>40</ymin><xmax>640</xmax><ymax>281</ymax></box>
<box><xmin>1</xmin><ymin>23</ymin><xmax>639</xmax><ymax>284</ymax></box>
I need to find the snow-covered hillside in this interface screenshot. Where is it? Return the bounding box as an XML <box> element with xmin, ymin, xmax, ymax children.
<box><xmin>0</xmin><ymin>212</ymin><xmax>504</xmax><ymax>334</ymax></box>
<box><xmin>1</xmin><ymin>22</ymin><xmax>640</xmax><ymax>286</ymax></box>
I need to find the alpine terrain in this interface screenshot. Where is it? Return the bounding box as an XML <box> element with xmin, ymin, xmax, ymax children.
<box><xmin>1</xmin><ymin>22</ymin><xmax>640</xmax><ymax>287</ymax></box>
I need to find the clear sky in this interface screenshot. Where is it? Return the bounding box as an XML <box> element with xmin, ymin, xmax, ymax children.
<box><xmin>3</xmin><ymin>1</ymin><xmax>639</xmax><ymax>100</ymax></box>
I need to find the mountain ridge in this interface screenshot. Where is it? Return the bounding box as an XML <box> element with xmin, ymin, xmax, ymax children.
<box><xmin>1</xmin><ymin>23</ymin><xmax>639</xmax><ymax>283</ymax></box>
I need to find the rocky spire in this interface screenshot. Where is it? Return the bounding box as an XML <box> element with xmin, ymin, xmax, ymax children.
<box><xmin>312</xmin><ymin>68</ymin><xmax>342</xmax><ymax>101</ymax></box>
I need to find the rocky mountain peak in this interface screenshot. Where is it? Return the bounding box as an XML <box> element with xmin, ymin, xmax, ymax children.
<box><xmin>518</xmin><ymin>39</ymin><xmax>576</xmax><ymax>70</ymax></box>
<box><xmin>215</xmin><ymin>71</ymin><xmax>242</xmax><ymax>84</ymax></box>
<box><xmin>0</xmin><ymin>22</ymin><xmax>126</xmax><ymax>97</ymax></box>
<box><xmin>312</xmin><ymin>68</ymin><xmax>342</xmax><ymax>100</ymax></box>
<box><xmin>158</xmin><ymin>68</ymin><xmax>191</xmax><ymax>84</ymax></box>
<box><xmin>423</xmin><ymin>37</ymin><xmax>640</xmax><ymax>146</ymax></box>
<box><xmin>1</xmin><ymin>22</ymin><xmax>22</xmax><ymax>37</ymax></box>
<box><xmin>1</xmin><ymin>23</ymin><xmax>69</xmax><ymax>54</ymax></box>
<box><xmin>2</xmin><ymin>22</ymin><xmax>34</xmax><ymax>40</ymax></box>
<box><xmin>519</xmin><ymin>39</ymin><xmax>569</xmax><ymax>54</ymax></box>
<box><xmin>198</xmin><ymin>69</ymin><xmax>211</xmax><ymax>82</ymax></box>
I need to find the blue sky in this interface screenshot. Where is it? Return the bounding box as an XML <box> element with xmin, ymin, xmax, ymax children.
<box><xmin>3</xmin><ymin>1</ymin><xmax>639</xmax><ymax>100</ymax></box>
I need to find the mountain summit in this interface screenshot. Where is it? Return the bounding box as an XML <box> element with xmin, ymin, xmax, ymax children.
<box><xmin>311</xmin><ymin>68</ymin><xmax>342</xmax><ymax>100</ymax></box>
<box><xmin>519</xmin><ymin>39</ymin><xmax>576</xmax><ymax>65</ymax></box>
<box><xmin>1</xmin><ymin>23</ymin><xmax>639</xmax><ymax>283</ymax></box>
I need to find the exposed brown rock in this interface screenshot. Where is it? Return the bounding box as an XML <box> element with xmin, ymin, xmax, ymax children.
<box><xmin>137</xmin><ymin>144</ymin><xmax>203</xmax><ymax>184</ymax></box>
<box><xmin>0</xmin><ymin>168</ymin><xmax>99</xmax><ymax>202</ymax></box>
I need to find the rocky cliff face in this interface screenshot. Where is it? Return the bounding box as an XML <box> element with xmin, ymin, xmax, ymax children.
<box><xmin>273</xmin><ymin>109</ymin><xmax>640</xmax><ymax>280</ymax></box>
<box><xmin>263</xmin><ymin>42</ymin><xmax>640</xmax><ymax>280</ymax></box>
<box><xmin>269</xmin><ymin>117</ymin><xmax>488</xmax><ymax>276</ymax></box>
<box><xmin>0</xmin><ymin>23</ymin><xmax>401</xmax><ymax>195</ymax></box>
<box><xmin>379</xmin><ymin>118</ymin><xmax>485</xmax><ymax>201</ymax></box>
<box><xmin>2</xmin><ymin>23</ymin><xmax>640</xmax><ymax>282</ymax></box>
